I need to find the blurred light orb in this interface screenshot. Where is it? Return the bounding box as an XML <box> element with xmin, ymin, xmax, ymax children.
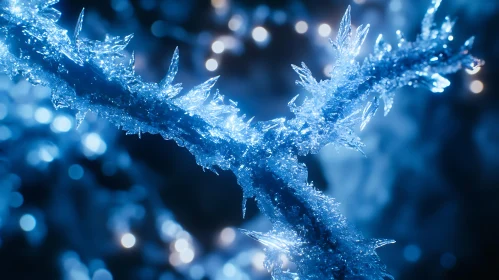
<box><xmin>211</xmin><ymin>0</ymin><xmax>227</xmax><ymax>9</ymax></box>
<box><xmin>174</xmin><ymin>238</ymin><xmax>189</xmax><ymax>252</ymax></box>
<box><xmin>403</xmin><ymin>244</ymin><xmax>422</xmax><ymax>263</ymax></box>
<box><xmin>251</xmin><ymin>251</ymin><xmax>266</xmax><ymax>271</ymax></box>
<box><xmin>179</xmin><ymin>248</ymin><xmax>195</xmax><ymax>264</ymax></box>
<box><xmin>20</xmin><ymin>214</ymin><xmax>36</xmax><ymax>232</ymax></box>
<box><xmin>34</xmin><ymin>107</ymin><xmax>53</xmax><ymax>124</ymax></box>
<box><xmin>466</xmin><ymin>66</ymin><xmax>481</xmax><ymax>75</ymax></box>
<box><xmin>0</xmin><ymin>125</ymin><xmax>12</xmax><ymax>141</ymax></box>
<box><xmin>440</xmin><ymin>252</ymin><xmax>457</xmax><ymax>269</ymax></box>
<box><xmin>389</xmin><ymin>0</ymin><xmax>403</xmax><ymax>12</ymax></box>
<box><xmin>39</xmin><ymin>145</ymin><xmax>59</xmax><ymax>162</ymax></box>
<box><xmin>161</xmin><ymin>220</ymin><xmax>180</xmax><ymax>238</ymax></box>
<box><xmin>151</xmin><ymin>20</ymin><xmax>167</xmax><ymax>37</ymax></box>
<box><xmin>51</xmin><ymin>115</ymin><xmax>72</xmax><ymax>133</ymax></box>
<box><xmin>188</xmin><ymin>265</ymin><xmax>205</xmax><ymax>280</ymax></box>
<box><xmin>228</xmin><ymin>15</ymin><xmax>243</xmax><ymax>31</ymax></box>
<box><xmin>17</xmin><ymin>104</ymin><xmax>34</xmax><ymax>120</ymax></box>
<box><xmin>470</xmin><ymin>80</ymin><xmax>484</xmax><ymax>94</ymax></box>
<box><xmin>295</xmin><ymin>21</ymin><xmax>308</xmax><ymax>34</ymax></box>
<box><xmin>9</xmin><ymin>192</ymin><xmax>24</xmax><ymax>208</ymax></box>
<box><xmin>354</xmin><ymin>0</ymin><xmax>366</xmax><ymax>4</ymax></box>
<box><xmin>169</xmin><ymin>253</ymin><xmax>181</xmax><ymax>267</ymax></box>
<box><xmin>205</xmin><ymin>58</ymin><xmax>219</xmax><ymax>72</ymax></box>
<box><xmin>92</xmin><ymin>268</ymin><xmax>113</xmax><ymax>280</ymax></box>
<box><xmin>223</xmin><ymin>263</ymin><xmax>237</xmax><ymax>277</ymax></box>
<box><xmin>211</xmin><ymin>40</ymin><xmax>225</xmax><ymax>54</ymax></box>
<box><xmin>0</xmin><ymin>103</ymin><xmax>7</xmax><ymax>120</ymax></box>
<box><xmin>280</xmin><ymin>254</ymin><xmax>290</xmax><ymax>267</ymax></box>
<box><xmin>83</xmin><ymin>133</ymin><xmax>107</xmax><ymax>155</ymax></box>
<box><xmin>120</xmin><ymin>233</ymin><xmax>136</xmax><ymax>248</ymax></box>
<box><xmin>272</xmin><ymin>10</ymin><xmax>287</xmax><ymax>25</ymax></box>
<box><xmin>68</xmin><ymin>164</ymin><xmax>84</xmax><ymax>180</ymax></box>
<box><xmin>252</xmin><ymin>26</ymin><xmax>269</xmax><ymax>43</ymax></box>
<box><xmin>219</xmin><ymin>227</ymin><xmax>236</xmax><ymax>246</ymax></box>
<box><xmin>323</xmin><ymin>64</ymin><xmax>333</xmax><ymax>77</ymax></box>
<box><xmin>318</xmin><ymin>23</ymin><xmax>332</xmax><ymax>37</ymax></box>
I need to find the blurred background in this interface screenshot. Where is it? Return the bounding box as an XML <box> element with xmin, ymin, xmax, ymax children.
<box><xmin>0</xmin><ymin>0</ymin><xmax>498</xmax><ymax>279</ymax></box>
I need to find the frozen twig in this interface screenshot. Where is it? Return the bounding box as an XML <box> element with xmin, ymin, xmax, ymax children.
<box><xmin>0</xmin><ymin>0</ymin><xmax>481</xmax><ymax>278</ymax></box>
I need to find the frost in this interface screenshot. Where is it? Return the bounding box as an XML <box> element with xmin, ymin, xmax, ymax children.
<box><xmin>0</xmin><ymin>0</ymin><xmax>481</xmax><ymax>279</ymax></box>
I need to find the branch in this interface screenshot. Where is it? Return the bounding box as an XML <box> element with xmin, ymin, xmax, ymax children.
<box><xmin>0</xmin><ymin>0</ymin><xmax>480</xmax><ymax>279</ymax></box>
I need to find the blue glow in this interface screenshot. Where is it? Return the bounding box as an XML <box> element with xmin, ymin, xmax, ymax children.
<box><xmin>440</xmin><ymin>252</ymin><xmax>457</xmax><ymax>269</ymax></box>
<box><xmin>9</xmin><ymin>192</ymin><xmax>23</xmax><ymax>208</ymax></box>
<box><xmin>403</xmin><ymin>244</ymin><xmax>422</xmax><ymax>263</ymax></box>
<box><xmin>68</xmin><ymin>164</ymin><xmax>84</xmax><ymax>180</ymax></box>
<box><xmin>92</xmin><ymin>268</ymin><xmax>113</xmax><ymax>280</ymax></box>
<box><xmin>19</xmin><ymin>214</ymin><xmax>36</xmax><ymax>232</ymax></box>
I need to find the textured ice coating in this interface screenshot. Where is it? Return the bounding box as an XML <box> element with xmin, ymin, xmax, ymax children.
<box><xmin>0</xmin><ymin>0</ymin><xmax>480</xmax><ymax>279</ymax></box>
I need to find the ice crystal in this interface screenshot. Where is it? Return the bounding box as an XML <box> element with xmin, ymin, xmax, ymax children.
<box><xmin>0</xmin><ymin>0</ymin><xmax>481</xmax><ymax>279</ymax></box>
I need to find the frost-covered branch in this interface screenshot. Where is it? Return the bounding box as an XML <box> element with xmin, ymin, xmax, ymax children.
<box><xmin>0</xmin><ymin>0</ymin><xmax>480</xmax><ymax>279</ymax></box>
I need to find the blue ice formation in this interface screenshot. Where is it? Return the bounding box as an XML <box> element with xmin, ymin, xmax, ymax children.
<box><xmin>0</xmin><ymin>0</ymin><xmax>480</xmax><ymax>279</ymax></box>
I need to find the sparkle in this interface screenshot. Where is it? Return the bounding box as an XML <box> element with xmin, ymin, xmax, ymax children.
<box><xmin>295</xmin><ymin>21</ymin><xmax>309</xmax><ymax>34</ymax></box>
<box><xmin>228</xmin><ymin>15</ymin><xmax>243</xmax><ymax>31</ymax></box>
<box><xmin>211</xmin><ymin>40</ymin><xmax>225</xmax><ymax>54</ymax></box>
<box><xmin>470</xmin><ymin>80</ymin><xmax>484</xmax><ymax>94</ymax></box>
<box><xmin>252</xmin><ymin>26</ymin><xmax>269</xmax><ymax>43</ymax></box>
<box><xmin>318</xmin><ymin>23</ymin><xmax>332</xmax><ymax>37</ymax></box>
<box><xmin>20</xmin><ymin>214</ymin><xmax>36</xmax><ymax>232</ymax></box>
<box><xmin>205</xmin><ymin>58</ymin><xmax>218</xmax><ymax>71</ymax></box>
<box><xmin>120</xmin><ymin>233</ymin><xmax>136</xmax><ymax>248</ymax></box>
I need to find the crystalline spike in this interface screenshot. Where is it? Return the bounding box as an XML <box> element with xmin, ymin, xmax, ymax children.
<box><xmin>381</xmin><ymin>92</ymin><xmax>395</xmax><ymax>116</ymax></box>
<box><xmin>292</xmin><ymin>63</ymin><xmax>310</xmax><ymax>83</ymax></box>
<box><xmin>75</xmin><ymin>110</ymin><xmax>87</xmax><ymax>129</ymax></box>
<box><xmin>463</xmin><ymin>36</ymin><xmax>475</xmax><ymax>50</ymax></box>
<box><xmin>229</xmin><ymin>99</ymin><xmax>238</xmax><ymax>107</ymax></box>
<box><xmin>159</xmin><ymin>47</ymin><xmax>179</xmax><ymax>89</ymax></box>
<box><xmin>111</xmin><ymin>34</ymin><xmax>134</xmax><ymax>52</ymax></box>
<box><xmin>421</xmin><ymin>0</ymin><xmax>442</xmax><ymax>39</ymax></box>
<box><xmin>374</xmin><ymin>34</ymin><xmax>392</xmax><ymax>59</ymax></box>
<box><xmin>40</xmin><ymin>0</ymin><xmax>60</xmax><ymax>9</ymax></box>
<box><xmin>360</xmin><ymin>96</ymin><xmax>379</xmax><ymax>131</ymax></box>
<box><xmin>292</xmin><ymin>63</ymin><xmax>317</xmax><ymax>90</ymax></box>
<box><xmin>242</xmin><ymin>197</ymin><xmax>248</xmax><ymax>218</ymax></box>
<box><xmin>372</xmin><ymin>239</ymin><xmax>396</xmax><ymax>249</ymax></box>
<box><xmin>39</xmin><ymin>7</ymin><xmax>61</xmax><ymax>22</ymax></box>
<box><xmin>193</xmin><ymin>76</ymin><xmax>219</xmax><ymax>93</ymax></box>
<box><xmin>288</xmin><ymin>94</ymin><xmax>299</xmax><ymax>108</ymax></box>
<box><xmin>129</xmin><ymin>51</ymin><xmax>135</xmax><ymax>70</ymax></box>
<box><xmin>352</xmin><ymin>24</ymin><xmax>370</xmax><ymax>57</ymax></box>
<box><xmin>74</xmin><ymin>8</ymin><xmax>84</xmax><ymax>42</ymax></box>
<box><xmin>441</xmin><ymin>16</ymin><xmax>455</xmax><ymax>34</ymax></box>
<box><xmin>336</xmin><ymin>5</ymin><xmax>352</xmax><ymax>51</ymax></box>
<box><xmin>239</xmin><ymin>229</ymin><xmax>297</xmax><ymax>253</ymax></box>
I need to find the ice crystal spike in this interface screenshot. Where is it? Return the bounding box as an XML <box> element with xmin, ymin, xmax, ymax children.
<box><xmin>240</xmin><ymin>229</ymin><xmax>300</xmax><ymax>254</ymax></box>
<box><xmin>74</xmin><ymin>8</ymin><xmax>84</xmax><ymax>42</ymax></box>
<box><xmin>361</xmin><ymin>97</ymin><xmax>379</xmax><ymax>131</ymax></box>
<box><xmin>334</xmin><ymin>5</ymin><xmax>352</xmax><ymax>53</ymax></box>
<box><xmin>422</xmin><ymin>0</ymin><xmax>442</xmax><ymax>40</ymax></box>
<box><xmin>0</xmin><ymin>1</ymin><xmax>480</xmax><ymax>279</ymax></box>
<box><xmin>159</xmin><ymin>47</ymin><xmax>180</xmax><ymax>90</ymax></box>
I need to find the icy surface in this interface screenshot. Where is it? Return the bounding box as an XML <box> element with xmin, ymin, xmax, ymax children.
<box><xmin>0</xmin><ymin>0</ymin><xmax>480</xmax><ymax>279</ymax></box>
